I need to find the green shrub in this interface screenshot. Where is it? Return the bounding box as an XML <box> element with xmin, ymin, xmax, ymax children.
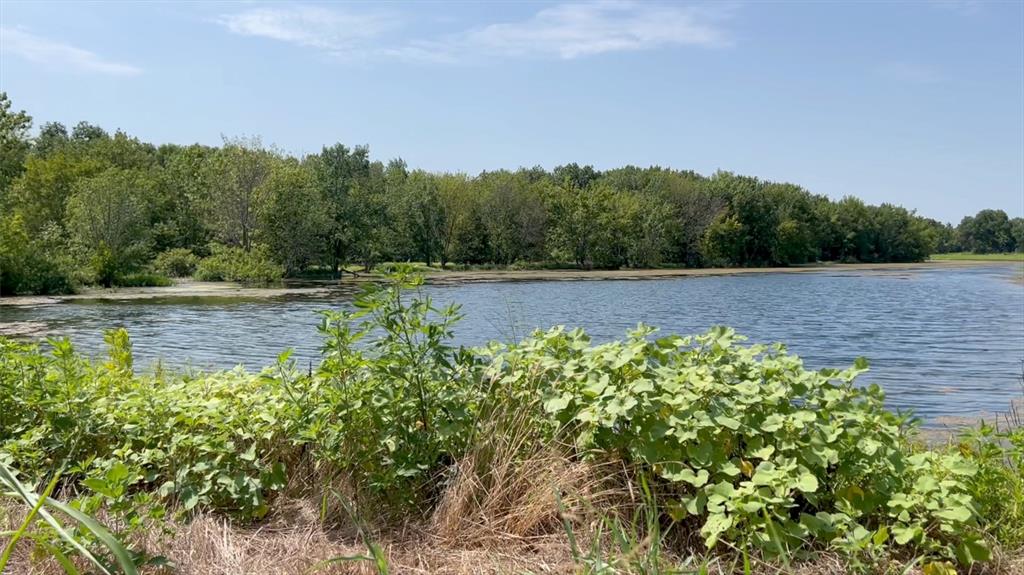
<box><xmin>313</xmin><ymin>273</ymin><xmax>474</xmax><ymax>509</ymax></box>
<box><xmin>0</xmin><ymin>334</ymin><xmax>294</xmax><ymax>519</ymax></box>
<box><xmin>0</xmin><ymin>216</ymin><xmax>75</xmax><ymax>296</ymax></box>
<box><xmin>487</xmin><ymin>325</ymin><xmax>988</xmax><ymax>563</ymax></box>
<box><xmin>194</xmin><ymin>244</ymin><xmax>284</xmax><ymax>283</ymax></box>
<box><xmin>113</xmin><ymin>273</ymin><xmax>173</xmax><ymax>287</ymax></box>
<box><xmin>152</xmin><ymin>248</ymin><xmax>199</xmax><ymax>277</ymax></box>
<box><xmin>957</xmin><ymin>417</ymin><xmax>1024</xmax><ymax>550</ymax></box>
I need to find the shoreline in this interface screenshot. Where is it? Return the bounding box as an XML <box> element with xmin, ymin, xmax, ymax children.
<box><xmin>0</xmin><ymin>259</ymin><xmax>1019</xmax><ymax>306</ymax></box>
<box><xmin>423</xmin><ymin>259</ymin><xmax>1020</xmax><ymax>284</ymax></box>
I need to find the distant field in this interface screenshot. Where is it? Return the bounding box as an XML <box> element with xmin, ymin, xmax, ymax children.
<box><xmin>930</xmin><ymin>252</ymin><xmax>1024</xmax><ymax>262</ymax></box>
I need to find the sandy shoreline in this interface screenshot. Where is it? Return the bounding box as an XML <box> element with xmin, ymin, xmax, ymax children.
<box><xmin>0</xmin><ymin>280</ymin><xmax>338</xmax><ymax>307</ymax></box>
<box><xmin>0</xmin><ymin>260</ymin><xmax>1019</xmax><ymax>307</ymax></box>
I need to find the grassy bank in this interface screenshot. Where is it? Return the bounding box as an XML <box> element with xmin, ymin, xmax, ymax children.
<box><xmin>2</xmin><ymin>272</ymin><xmax>1022</xmax><ymax>574</ymax></box>
<box><xmin>930</xmin><ymin>252</ymin><xmax>1024</xmax><ymax>262</ymax></box>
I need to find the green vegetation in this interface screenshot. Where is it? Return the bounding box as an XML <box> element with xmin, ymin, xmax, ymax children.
<box><xmin>1</xmin><ymin>272</ymin><xmax>1021</xmax><ymax>573</ymax></box>
<box><xmin>5</xmin><ymin>92</ymin><xmax>1010</xmax><ymax>297</ymax></box>
<box><xmin>930</xmin><ymin>252</ymin><xmax>1024</xmax><ymax>262</ymax></box>
<box><xmin>192</xmin><ymin>244</ymin><xmax>284</xmax><ymax>283</ymax></box>
<box><xmin>151</xmin><ymin>248</ymin><xmax>200</xmax><ymax>278</ymax></box>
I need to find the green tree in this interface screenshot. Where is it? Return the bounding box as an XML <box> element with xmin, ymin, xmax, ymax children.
<box><xmin>435</xmin><ymin>173</ymin><xmax>474</xmax><ymax>268</ymax></box>
<box><xmin>310</xmin><ymin>143</ymin><xmax>372</xmax><ymax>273</ymax></box>
<box><xmin>868</xmin><ymin>204</ymin><xmax>933</xmax><ymax>263</ymax></box>
<box><xmin>616</xmin><ymin>192</ymin><xmax>673</xmax><ymax>268</ymax></box>
<box><xmin>204</xmin><ymin>137</ymin><xmax>273</xmax><ymax>251</ymax></box>
<box><xmin>7</xmin><ymin>152</ymin><xmax>104</xmax><ymax>233</ymax></box>
<box><xmin>479</xmin><ymin>171</ymin><xmax>548</xmax><ymax>264</ymax></box>
<box><xmin>347</xmin><ymin>162</ymin><xmax>391</xmax><ymax>270</ymax></box>
<box><xmin>959</xmin><ymin>209</ymin><xmax>1014</xmax><ymax>253</ymax></box>
<box><xmin>390</xmin><ymin>170</ymin><xmax>446</xmax><ymax>266</ymax></box>
<box><xmin>153</xmin><ymin>143</ymin><xmax>216</xmax><ymax>253</ymax></box>
<box><xmin>259</xmin><ymin>160</ymin><xmax>329</xmax><ymax>275</ymax></box>
<box><xmin>0</xmin><ymin>214</ymin><xmax>73</xmax><ymax>295</ymax></box>
<box><xmin>34</xmin><ymin>122</ymin><xmax>70</xmax><ymax>157</ymax></box>
<box><xmin>70</xmin><ymin>121</ymin><xmax>108</xmax><ymax>143</ymax></box>
<box><xmin>700</xmin><ymin>212</ymin><xmax>745</xmax><ymax>266</ymax></box>
<box><xmin>0</xmin><ymin>93</ymin><xmax>32</xmax><ymax>198</ymax></box>
<box><xmin>1011</xmin><ymin>217</ymin><xmax>1024</xmax><ymax>253</ymax></box>
<box><xmin>67</xmin><ymin>168</ymin><xmax>154</xmax><ymax>286</ymax></box>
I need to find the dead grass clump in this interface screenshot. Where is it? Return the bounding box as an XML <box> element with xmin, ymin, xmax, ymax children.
<box><xmin>429</xmin><ymin>399</ymin><xmax>623</xmax><ymax>546</ymax></box>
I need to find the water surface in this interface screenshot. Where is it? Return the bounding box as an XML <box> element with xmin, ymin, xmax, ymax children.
<box><xmin>2</xmin><ymin>265</ymin><xmax>1022</xmax><ymax>422</ymax></box>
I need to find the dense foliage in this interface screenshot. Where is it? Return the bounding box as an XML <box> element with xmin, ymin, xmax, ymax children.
<box><xmin>7</xmin><ymin>93</ymin><xmax>1014</xmax><ymax>296</ymax></box>
<box><xmin>1</xmin><ymin>274</ymin><xmax>1021</xmax><ymax>573</ymax></box>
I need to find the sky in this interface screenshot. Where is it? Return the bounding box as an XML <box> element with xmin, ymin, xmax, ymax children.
<box><xmin>1</xmin><ymin>1</ymin><xmax>1022</xmax><ymax>223</ymax></box>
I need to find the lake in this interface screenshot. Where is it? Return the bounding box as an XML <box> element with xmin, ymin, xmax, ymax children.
<box><xmin>2</xmin><ymin>264</ymin><xmax>1022</xmax><ymax>423</ymax></box>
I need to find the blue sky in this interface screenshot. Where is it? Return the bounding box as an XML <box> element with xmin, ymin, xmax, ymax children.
<box><xmin>1</xmin><ymin>1</ymin><xmax>1021</xmax><ymax>223</ymax></box>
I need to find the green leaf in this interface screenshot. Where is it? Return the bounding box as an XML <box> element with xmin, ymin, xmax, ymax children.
<box><xmin>543</xmin><ymin>394</ymin><xmax>571</xmax><ymax>413</ymax></box>
<box><xmin>715</xmin><ymin>415</ymin><xmax>741</xmax><ymax>430</ymax></box>
<box><xmin>892</xmin><ymin>525</ymin><xmax>920</xmax><ymax>545</ymax></box>
<box><xmin>795</xmin><ymin>472</ymin><xmax>819</xmax><ymax>493</ymax></box>
<box><xmin>954</xmin><ymin>536</ymin><xmax>991</xmax><ymax>564</ymax></box>
<box><xmin>702</xmin><ymin>513</ymin><xmax>734</xmax><ymax>548</ymax></box>
<box><xmin>660</xmin><ymin>464</ymin><xmax>709</xmax><ymax>487</ymax></box>
<box><xmin>181</xmin><ymin>487</ymin><xmax>200</xmax><ymax>510</ymax></box>
<box><xmin>934</xmin><ymin>505</ymin><xmax>972</xmax><ymax>523</ymax></box>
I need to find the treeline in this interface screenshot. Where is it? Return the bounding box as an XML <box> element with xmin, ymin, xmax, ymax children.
<box><xmin>928</xmin><ymin>209</ymin><xmax>1024</xmax><ymax>255</ymax></box>
<box><xmin>0</xmin><ymin>94</ymin><xmax>1017</xmax><ymax>295</ymax></box>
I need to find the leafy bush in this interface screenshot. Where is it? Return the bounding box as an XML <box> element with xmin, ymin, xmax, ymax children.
<box><xmin>0</xmin><ymin>216</ymin><xmax>75</xmax><ymax>295</ymax></box>
<box><xmin>957</xmin><ymin>415</ymin><xmax>1024</xmax><ymax>550</ymax></box>
<box><xmin>313</xmin><ymin>273</ymin><xmax>475</xmax><ymax>509</ymax></box>
<box><xmin>0</xmin><ymin>333</ymin><xmax>294</xmax><ymax>519</ymax></box>
<box><xmin>486</xmin><ymin>326</ymin><xmax>988</xmax><ymax>563</ymax></box>
<box><xmin>114</xmin><ymin>273</ymin><xmax>172</xmax><ymax>287</ymax></box>
<box><xmin>193</xmin><ymin>244</ymin><xmax>284</xmax><ymax>283</ymax></box>
<box><xmin>152</xmin><ymin>248</ymin><xmax>199</xmax><ymax>277</ymax></box>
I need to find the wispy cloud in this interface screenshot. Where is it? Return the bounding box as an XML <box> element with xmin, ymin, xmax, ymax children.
<box><xmin>215</xmin><ymin>1</ymin><xmax>733</xmax><ymax>63</ymax></box>
<box><xmin>877</xmin><ymin>61</ymin><xmax>946</xmax><ymax>85</ymax></box>
<box><xmin>0</xmin><ymin>28</ymin><xmax>142</xmax><ymax>76</ymax></box>
<box><xmin>457</xmin><ymin>1</ymin><xmax>731</xmax><ymax>59</ymax></box>
<box><xmin>215</xmin><ymin>5</ymin><xmax>399</xmax><ymax>54</ymax></box>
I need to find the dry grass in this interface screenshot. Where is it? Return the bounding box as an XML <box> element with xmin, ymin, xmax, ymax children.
<box><xmin>4</xmin><ymin>495</ymin><xmax>1024</xmax><ymax>575</ymax></box>
<box><xmin>2</xmin><ymin>496</ymin><xmax>578</xmax><ymax>575</ymax></box>
<box><xmin>430</xmin><ymin>404</ymin><xmax>620</xmax><ymax>546</ymax></box>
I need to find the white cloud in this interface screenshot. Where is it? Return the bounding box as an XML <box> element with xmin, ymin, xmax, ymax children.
<box><xmin>0</xmin><ymin>28</ymin><xmax>142</xmax><ymax>76</ymax></box>
<box><xmin>460</xmin><ymin>1</ymin><xmax>731</xmax><ymax>60</ymax></box>
<box><xmin>215</xmin><ymin>5</ymin><xmax>399</xmax><ymax>53</ymax></box>
<box><xmin>215</xmin><ymin>1</ymin><xmax>733</xmax><ymax>63</ymax></box>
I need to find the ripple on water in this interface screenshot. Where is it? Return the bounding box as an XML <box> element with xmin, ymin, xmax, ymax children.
<box><xmin>0</xmin><ymin>265</ymin><xmax>1022</xmax><ymax>422</ymax></box>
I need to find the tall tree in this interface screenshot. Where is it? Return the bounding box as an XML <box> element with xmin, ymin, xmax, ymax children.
<box><xmin>204</xmin><ymin>137</ymin><xmax>273</xmax><ymax>251</ymax></box>
<box><xmin>311</xmin><ymin>143</ymin><xmax>372</xmax><ymax>273</ymax></box>
<box><xmin>259</xmin><ymin>160</ymin><xmax>330</xmax><ymax>274</ymax></box>
<box><xmin>67</xmin><ymin>168</ymin><xmax>154</xmax><ymax>286</ymax></box>
<box><xmin>0</xmin><ymin>93</ymin><xmax>32</xmax><ymax>198</ymax></box>
<box><xmin>959</xmin><ymin>209</ymin><xmax>1014</xmax><ymax>253</ymax></box>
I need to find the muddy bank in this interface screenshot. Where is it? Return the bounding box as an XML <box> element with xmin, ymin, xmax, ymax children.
<box><xmin>0</xmin><ymin>260</ymin><xmax>1018</xmax><ymax>306</ymax></box>
<box><xmin>0</xmin><ymin>280</ymin><xmax>337</xmax><ymax>307</ymax></box>
<box><xmin>423</xmin><ymin>260</ymin><xmax>1020</xmax><ymax>284</ymax></box>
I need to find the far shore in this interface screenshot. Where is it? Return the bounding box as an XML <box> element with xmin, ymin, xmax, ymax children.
<box><xmin>0</xmin><ymin>259</ymin><xmax>1020</xmax><ymax>307</ymax></box>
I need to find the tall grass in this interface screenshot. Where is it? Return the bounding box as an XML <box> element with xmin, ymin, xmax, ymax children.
<box><xmin>0</xmin><ymin>461</ymin><xmax>138</xmax><ymax>575</ymax></box>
